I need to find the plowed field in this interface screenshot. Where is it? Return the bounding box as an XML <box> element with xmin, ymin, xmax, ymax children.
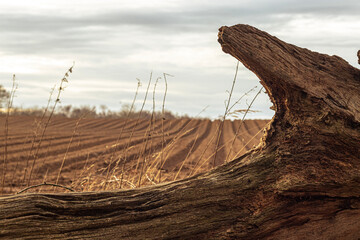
<box><xmin>0</xmin><ymin>116</ymin><xmax>270</xmax><ymax>194</ymax></box>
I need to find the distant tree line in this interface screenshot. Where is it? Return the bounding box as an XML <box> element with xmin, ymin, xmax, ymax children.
<box><xmin>54</xmin><ymin>104</ymin><xmax>189</xmax><ymax>119</ymax></box>
<box><xmin>0</xmin><ymin>104</ymin><xmax>190</xmax><ymax>119</ymax></box>
<box><xmin>0</xmin><ymin>85</ymin><xmax>191</xmax><ymax>119</ymax></box>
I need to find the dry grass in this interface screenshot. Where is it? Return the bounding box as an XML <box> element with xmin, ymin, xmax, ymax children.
<box><xmin>1</xmin><ymin>74</ymin><xmax>17</xmax><ymax>194</ymax></box>
<box><xmin>26</xmin><ymin>64</ymin><xmax>74</xmax><ymax>187</ymax></box>
<box><xmin>1</xmin><ymin>63</ymin><xmax>268</xmax><ymax>195</ymax></box>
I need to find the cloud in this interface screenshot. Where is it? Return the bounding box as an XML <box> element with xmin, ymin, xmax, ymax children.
<box><xmin>0</xmin><ymin>0</ymin><xmax>359</xmax><ymax>118</ymax></box>
<box><xmin>1</xmin><ymin>1</ymin><xmax>359</xmax><ymax>55</ymax></box>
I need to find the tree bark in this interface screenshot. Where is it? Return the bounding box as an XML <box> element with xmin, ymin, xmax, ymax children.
<box><xmin>1</xmin><ymin>24</ymin><xmax>360</xmax><ymax>239</ymax></box>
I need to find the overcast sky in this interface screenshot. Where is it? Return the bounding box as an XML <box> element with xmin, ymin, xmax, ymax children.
<box><xmin>0</xmin><ymin>0</ymin><xmax>359</xmax><ymax>119</ymax></box>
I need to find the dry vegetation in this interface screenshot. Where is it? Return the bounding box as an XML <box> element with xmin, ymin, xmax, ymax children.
<box><xmin>0</xmin><ymin>115</ymin><xmax>269</xmax><ymax>194</ymax></box>
<box><xmin>0</xmin><ymin>66</ymin><xmax>269</xmax><ymax>195</ymax></box>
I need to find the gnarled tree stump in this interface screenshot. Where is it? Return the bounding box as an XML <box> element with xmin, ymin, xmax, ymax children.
<box><xmin>0</xmin><ymin>24</ymin><xmax>359</xmax><ymax>239</ymax></box>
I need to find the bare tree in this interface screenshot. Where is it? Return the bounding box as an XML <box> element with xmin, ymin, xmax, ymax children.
<box><xmin>0</xmin><ymin>85</ymin><xmax>10</xmax><ymax>109</ymax></box>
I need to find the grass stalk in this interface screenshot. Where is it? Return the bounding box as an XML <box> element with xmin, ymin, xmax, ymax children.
<box><xmin>26</xmin><ymin>64</ymin><xmax>74</xmax><ymax>187</ymax></box>
<box><xmin>188</xmin><ymin>129</ymin><xmax>217</xmax><ymax>177</ymax></box>
<box><xmin>1</xmin><ymin>74</ymin><xmax>17</xmax><ymax>194</ymax></box>
<box><xmin>22</xmin><ymin>85</ymin><xmax>55</xmax><ymax>184</ymax></box>
<box><xmin>213</xmin><ymin>61</ymin><xmax>239</xmax><ymax>167</ymax></box>
<box><xmin>225</xmin><ymin>87</ymin><xmax>264</xmax><ymax>162</ymax></box>
<box><xmin>159</xmin><ymin>73</ymin><xmax>171</xmax><ymax>182</ymax></box>
<box><xmin>173</xmin><ymin>133</ymin><xmax>199</xmax><ymax>181</ymax></box>
<box><xmin>136</xmin><ymin>78</ymin><xmax>160</xmax><ymax>187</ymax></box>
<box><xmin>55</xmin><ymin>112</ymin><xmax>85</xmax><ymax>186</ymax></box>
<box><xmin>118</xmin><ymin>73</ymin><xmax>153</xmax><ymax>188</ymax></box>
<box><xmin>102</xmin><ymin>79</ymin><xmax>141</xmax><ymax>190</ymax></box>
<box><xmin>232</xmin><ymin>122</ymin><xmax>270</xmax><ymax>160</ymax></box>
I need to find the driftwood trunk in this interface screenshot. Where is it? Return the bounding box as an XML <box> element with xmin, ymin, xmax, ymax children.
<box><xmin>1</xmin><ymin>24</ymin><xmax>360</xmax><ymax>239</ymax></box>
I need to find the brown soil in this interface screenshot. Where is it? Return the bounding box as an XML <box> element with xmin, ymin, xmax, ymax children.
<box><xmin>0</xmin><ymin>115</ymin><xmax>269</xmax><ymax>194</ymax></box>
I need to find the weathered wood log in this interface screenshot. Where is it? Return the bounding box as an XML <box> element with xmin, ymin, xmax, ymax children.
<box><xmin>1</xmin><ymin>24</ymin><xmax>360</xmax><ymax>239</ymax></box>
